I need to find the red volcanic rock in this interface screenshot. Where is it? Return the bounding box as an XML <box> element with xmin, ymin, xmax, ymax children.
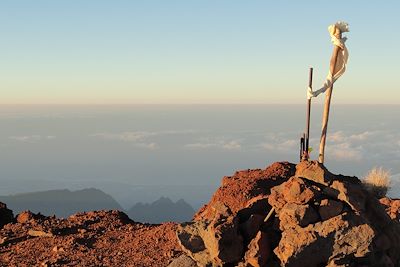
<box><xmin>194</xmin><ymin>162</ymin><xmax>296</xmax><ymax>221</ymax></box>
<box><xmin>278</xmin><ymin>203</ymin><xmax>319</xmax><ymax>230</ymax></box>
<box><xmin>268</xmin><ymin>176</ymin><xmax>319</xmax><ymax>211</ymax></box>
<box><xmin>16</xmin><ymin>210</ymin><xmax>46</xmax><ymax>224</ymax></box>
<box><xmin>295</xmin><ymin>160</ymin><xmax>333</xmax><ymax>185</ymax></box>
<box><xmin>0</xmin><ymin>210</ymin><xmax>182</xmax><ymax>266</ymax></box>
<box><xmin>275</xmin><ymin>213</ymin><xmax>376</xmax><ymax>266</ymax></box>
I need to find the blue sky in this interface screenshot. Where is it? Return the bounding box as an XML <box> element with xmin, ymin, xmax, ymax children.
<box><xmin>1</xmin><ymin>1</ymin><xmax>399</xmax><ymax>104</ymax></box>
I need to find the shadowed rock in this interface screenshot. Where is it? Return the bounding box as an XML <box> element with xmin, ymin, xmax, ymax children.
<box><xmin>0</xmin><ymin>202</ymin><xmax>14</xmax><ymax>228</ymax></box>
<box><xmin>244</xmin><ymin>231</ymin><xmax>271</xmax><ymax>267</ymax></box>
<box><xmin>318</xmin><ymin>199</ymin><xmax>343</xmax><ymax>221</ymax></box>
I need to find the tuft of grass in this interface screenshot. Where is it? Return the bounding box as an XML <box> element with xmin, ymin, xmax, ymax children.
<box><xmin>362</xmin><ymin>167</ymin><xmax>391</xmax><ymax>198</ymax></box>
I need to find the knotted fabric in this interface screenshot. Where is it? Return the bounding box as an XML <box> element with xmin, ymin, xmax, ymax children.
<box><xmin>307</xmin><ymin>21</ymin><xmax>349</xmax><ymax>99</ymax></box>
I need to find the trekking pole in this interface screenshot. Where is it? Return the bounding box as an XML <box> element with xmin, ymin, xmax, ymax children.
<box><xmin>300</xmin><ymin>134</ymin><xmax>305</xmax><ymax>162</ymax></box>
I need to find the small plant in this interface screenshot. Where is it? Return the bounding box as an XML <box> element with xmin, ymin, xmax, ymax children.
<box><xmin>362</xmin><ymin>167</ymin><xmax>391</xmax><ymax>198</ymax></box>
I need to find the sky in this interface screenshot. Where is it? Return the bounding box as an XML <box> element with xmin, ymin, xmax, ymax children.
<box><xmin>1</xmin><ymin>1</ymin><xmax>400</xmax><ymax>104</ymax></box>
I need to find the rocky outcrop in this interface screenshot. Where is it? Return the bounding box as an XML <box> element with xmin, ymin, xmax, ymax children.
<box><xmin>176</xmin><ymin>161</ymin><xmax>400</xmax><ymax>266</ymax></box>
<box><xmin>0</xmin><ymin>202</ymin><xmax>13</xmax><ymax>228</ymax></box>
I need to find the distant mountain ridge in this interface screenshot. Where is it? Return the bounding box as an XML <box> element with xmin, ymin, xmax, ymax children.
<box><xmin>127</xmin><ymin>196</ymin><xmax>195</xmax><ymax>223</ymax></box>
<box><xmin>0</xmin><ymin>188</ymin><xmax>195</xmax><ymax>223</ymax></box>
<box><xmin>0</xmin><ymin>188</ymin><xmax>122</xmax><ymax>218</ymax></box>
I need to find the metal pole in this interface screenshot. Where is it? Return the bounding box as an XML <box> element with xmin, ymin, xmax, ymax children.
<box><xmin>305</xmin><ymin>68</ymin><xmax>313</xmax><ymax>158</ymax></box>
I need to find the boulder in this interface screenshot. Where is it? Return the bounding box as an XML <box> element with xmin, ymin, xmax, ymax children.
<box><xmin>176</xmin><ymin>221</ymin><xmax>211</xmax><ymax>266</ymax></box>
<box><xmin>295</xmin><ymin>160</ymin><xmax>332</xmax><ymax>185</ymax></box>
<box><xmin>205</xmin><ymin>215</ymin><xmax>243</xmax><ymax>265</ymax></box>
<box><xmin>268</xmin><ymin>176</ymin><xmax>318</xmax><ymax>211</ymax></box>
<box><xmin>177</xmin><ymin>213</ymin><xmax>243</xmax><ymax>266</ymax></box>
<box><xmin>278</xmin><ymin>203</ymin><xmax>319</xmax><ymax>230</ymax></box>
<box><xmin>0</xmin><ymin>202</ymin><xmax>14</xmax><ymax>228</ymax></box>
<box><xmin>275</xmin><ymin>213</ymin><xmax>375</xmax><ymax>266</ymax></box>
<box><xmin>16</xmin><ymin>210</ymin><xmax>46</xmax><ymax>224</ymax></box>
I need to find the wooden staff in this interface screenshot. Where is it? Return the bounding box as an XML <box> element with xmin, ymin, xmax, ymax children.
<box><xmin>318</xmin><ymin>31</ymin><xmax>342</xmax><ymax>164</ymax></box>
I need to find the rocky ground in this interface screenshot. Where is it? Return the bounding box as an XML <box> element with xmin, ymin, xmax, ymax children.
<box><xmin>0</xmin><ymin>209</ymin><xmax>181</xmax><ymax>266</ymax></box>
<box><xmin>1</xmin><ymin>161</ymin><xmax>400</xmax><ymax>266</ymax></box>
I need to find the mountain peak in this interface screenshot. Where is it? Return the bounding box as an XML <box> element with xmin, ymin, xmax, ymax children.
<box><xmin>128</xmin><ymin>197</ymin><xmax>194</xmax><ymax>224</ymax></box>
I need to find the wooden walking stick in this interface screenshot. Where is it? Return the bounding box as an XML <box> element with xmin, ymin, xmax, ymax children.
<box><xmin>305</xmin><ymin>22</ymin><xmax>348</xmax><ymax>163</ymax></box>
<box><xmin>318</xmin><ymin>29</ymin><xmax>343</xmax><ymax>164</ymax></box>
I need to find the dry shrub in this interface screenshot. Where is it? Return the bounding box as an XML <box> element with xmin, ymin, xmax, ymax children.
<box><xmin>363</xmin><ymin>167</ymin><xmax>391</xmax><ymax>198</ymax></box>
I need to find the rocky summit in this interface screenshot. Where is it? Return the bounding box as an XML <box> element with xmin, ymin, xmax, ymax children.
<box><xmin>0</xmin><ymin>161</ymin><xmax>400</xmax><ymax>266</ymax></box>
<box><xmin>175</xmin><ymin>161</ymin><xmax>400</xmax><ymax>267</ymax></box>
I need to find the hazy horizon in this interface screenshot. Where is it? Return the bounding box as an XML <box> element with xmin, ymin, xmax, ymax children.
<box><xmin>1</xmin><ymin>104</ymin><xmax>399</xmax><ymax>209</ymax></box>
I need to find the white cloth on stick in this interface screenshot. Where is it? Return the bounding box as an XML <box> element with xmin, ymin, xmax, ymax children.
<box><xmin>308</xmin><ymin>21</ymin><xmax>349</xmax><ymax>99</ymax></box>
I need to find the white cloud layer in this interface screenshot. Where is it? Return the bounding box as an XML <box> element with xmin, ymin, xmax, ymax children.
<box><xmin>261</xmin><ymin>139</ymin><xmax>297</xmax><ymax>153</ymax></box>
<box><xmin>90</xmin><ymin>129</ymin><xmax>400</xmax><ymax>162</ymax></box>
<box><xmin>327</xmin><ymin>142</ymin><xmax>363</xmax><ymax>162</ymax></box>
<box><xmin>185</xmin><ymin>140</ymin><xmax>241</xmax><ymax>150</ymax></box>
<box><xmin>91</xmin><ymin>130</ymin><xmax>198</xmax><ymax>150</ymax></box>
<box><xmin>323</xmin><ymin>130</ymin><xmax>400</xmax><ymax>163</ymax></box>
<box><xmin>91</xmin><ymin>132</ymin><xmax>155</xmax><ymax>142</ymax></box>
<box><xmin>91</xmin><ymin>130</ymin><xmax>197</xmax><ymax>142</ymax></box>
<box><xmin>9</xmin><ymin>135</ymin><xmax>56</xmax><ymax>142</ymax></box>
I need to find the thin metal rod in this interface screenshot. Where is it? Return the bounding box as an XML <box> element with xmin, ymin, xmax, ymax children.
<box><xmin>305</xmin><ymin>68</ymin><xmax>313</xmax><ymax>155</ymax></box>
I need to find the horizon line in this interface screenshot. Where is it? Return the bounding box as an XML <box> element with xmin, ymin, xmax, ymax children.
<box><xmin>0</xmin><ymin>103</ymin><xmax>399</xmax><ymax>106</ymax></box>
